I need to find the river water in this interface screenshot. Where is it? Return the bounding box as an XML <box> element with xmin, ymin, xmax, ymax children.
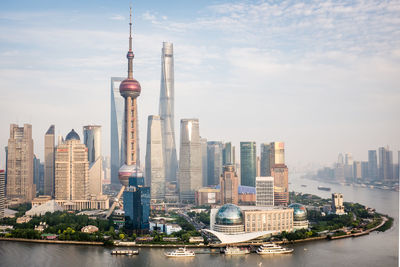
<box><xmin>0</xmin><ymin>176</ymin><xmax>398</xmax><ymax>267</ymax></box>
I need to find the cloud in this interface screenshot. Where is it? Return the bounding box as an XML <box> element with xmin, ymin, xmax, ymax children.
<box><xmin>109</xmin><ymin>14</ymin><xmax>125</xmax><ymax>21</ymax></box>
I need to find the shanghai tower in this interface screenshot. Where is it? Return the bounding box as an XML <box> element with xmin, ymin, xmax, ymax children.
<box><xmin>159</xmin><ymin>42</ymin><xmax>178</xmax><ymax>182</ymax></box>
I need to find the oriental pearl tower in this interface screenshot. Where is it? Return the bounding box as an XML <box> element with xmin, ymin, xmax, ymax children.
<box><xmin>118</xmin><ymin>7</ymin><xmax>142</xmax><ymax>187</ymax></box>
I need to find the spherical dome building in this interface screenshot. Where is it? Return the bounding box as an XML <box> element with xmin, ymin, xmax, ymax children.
<box><xmin>214</xmin><ymin>204</ymin><xmax>245</xmax><ymax>234</ymax></box>
<box><xmin>119</xmin><ymin>77</ymin><xmax>141</xmax><ymax>98</ymax></box>
<box><xmin>118</xmin><ymin>164</ymin><xmax>143</xmax><ymax>186</ymax></box>
<box><xmin>288</xmin><ymin>203</ymin><xmax>309</xmax><ymax>230</ymax></box>
<box><xmin>65</xmin><ymin>129</ymin><xmax>80</xmax><ymax>141</ymax></box>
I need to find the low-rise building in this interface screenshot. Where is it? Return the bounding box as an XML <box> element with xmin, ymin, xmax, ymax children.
<box><xmin>189</xmin><ymin>236</ymin><xmax>204</xmax><ymax>243</ymax></box>
<box><xmin>81</xmin><ymin>225</ymin><xmax>99</xmax><ymax>233</ymax></box>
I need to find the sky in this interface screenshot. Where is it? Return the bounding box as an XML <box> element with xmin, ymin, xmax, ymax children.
<box><xmin>0</xmin><ymin>0</ymin><xmax>399</xmax><ymax>172</ymax></box>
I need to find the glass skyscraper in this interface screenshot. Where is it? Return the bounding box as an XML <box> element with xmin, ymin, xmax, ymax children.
<box><xmin>260</xmin><ymin>143</ymin><xmax>271</xmax><ymax>176</ymax></box>
<box><xmin>240</xmin><ymin>142</ymin><xmax>257</xmax><ymax>187</ymax></box>
<box><xmin>83</xmin><ymin>125</ymin><xmax>101</xmax><ymax>164</ymax></box>
<box><xmin>110</xmin><ymin>77</ymin><xmax>125</xmax><ymax>185</ymax></box>
<box><xmin>159</xmin><ymin>42</ymin><xmax>178</xmax><ymax>183</ymax></box>
<box><xmin>207</xmin><ymin>141</ymin><xmax>223</xmax><ymax>186</ymax></box>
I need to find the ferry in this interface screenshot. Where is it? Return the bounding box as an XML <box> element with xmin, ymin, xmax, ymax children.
<box><xmin>256</xmin><ymin>243</ymin><xmax>294</xmax><ymax>255</ymax></box>
<box><xmin>164</xmin><ymin>247</ymin><xmax>195</xmax><ymax>258</ymax></box>
<box><xmin>224</xmin><ymin>246</ymin><xmax>250</xmax><ymax>255</ymax></box>
<box><xmin>111</xmin><ymin>249</ymin><xmax>139</xmax><ymax>256</ymax></box>
<box><xmin>317</xmin><ymin>186</ymin><xmax>331</xmax><ymax>191</ymax></box>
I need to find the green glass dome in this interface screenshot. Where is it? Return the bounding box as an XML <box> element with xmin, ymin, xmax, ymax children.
<box><xmin>289</xmin><ymin>203</ymin><xmax>307</xmax><ymax>221</ymax></box>
<box><xmin>215</xmin><ymin>204</ymin><xmax>243</xmax><ymax>225</ymax></box>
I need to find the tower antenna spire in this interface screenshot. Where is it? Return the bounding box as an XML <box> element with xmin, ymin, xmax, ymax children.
<box><xmin>129</xmin><ymin>5</ymin><xmax>132</xmax><ymax>52</ymax></box>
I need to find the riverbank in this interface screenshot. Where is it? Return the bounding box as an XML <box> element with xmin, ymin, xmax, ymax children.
<box><xmin>0</xmin><ymin>237</ymin><xmax>104</xmax><ymax>246</ymax></box>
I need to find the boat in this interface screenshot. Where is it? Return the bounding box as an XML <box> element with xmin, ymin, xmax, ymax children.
<box><xmin>224</xmin><ymin>246</ymin><xmax>250</xmax><ymax>255</ymax></box>
<box><xmin>317</xmin><ymin>186</ymin><xmax>331</xmax><ymax>191</ymax></box>
<box><xmin>164</xmin><ymin>247</ymin><xmax>195</xmax><ymax>257</ymax></box>
<box><xmin>111</xmin><ymin>249</ymin><xmax>139</xmax><ymax>255</ymax></box>
<box><xmin>256</xmin><ymin>243</ymin><xmax>293</xmax><ymax>254</ymax></box>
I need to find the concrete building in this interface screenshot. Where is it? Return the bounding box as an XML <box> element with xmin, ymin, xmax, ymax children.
<box><xmin>195</xmin><ymin>187</ymin><xmax>220</xmax><ymax>206</ymax></box>
<box><xmin>353</xmin><ymin>161</ymin><xmax>362</xmax><ymax>180</ymax></box>
<box><xmin>240</xmin><ymin>142</ymin><xmax>256</xmax><ymax>187</ymax></box>
<box><xmin>55</xmin><ymin>129</ymin><xmax>89</xmax><ymax>201</ymax></box>
<box><xmin>159</xmin><ymin>42</ymin><xmax>178</xmax><ymax>183</ymax></box>
<box><xmin>110</xmin><ymin>77</ymin><xmax>125</xmax><ymax>185</ymax></box>
<box><xmin>83</xmin><ymin>125</ymin><xmax>103</xmax><ymax>196</ymax></box>
<box><xmin>178</xmin><ymin>119</ymin><xmax>202</xmax><ymax>202</ymax></box>
<box><xmin>222</xmin><ymin>142</ymin><xmax>234</xmax><ymax>166</ymax></box>
<box><xmin>368</xmin><ymin>150</ymin><xmax>378</xmax><ymax>180</ymax></box>
<box><xmin>33</xmin><ymin>156</ymin><xmax>44</xmax><ymax>193</ymax></box>
<box><xmin>44</xmin><ymin>125</ymin><xmax>55</xmax><ymax>196</ymax></box>
<box><xmin>220</xmin><ymin>165</ymin><xmax>239</xmax><ymax>205</ymax></box>
<box><xmin>378</xmin><ymin>147</ymin><xmax>393</xmax><ymax>181</ymax></box>
<box><xmin>6</xmin><ymin>124</ymin><xmax>35</xmax><ymax>202</ymax></box>
<box><xmin>256</xmin><ymin>177</ymin><xmax>274</xmax><ymax>206</ymax></box>
<box><xmin>200</xmin><ymin>137</ymin><xmax>208</xmax><ymax>187</ymax></box>
<box><xmin>270</xmin><ymin>142</ymin><xmax>285</xmax><ymax>167</ymax></box>
<box><xmin>238</xmin><ymin>185</ymin><xmax>256</xmax><ymax>205</ymax></box>
<box><xmin>361</xmin><ymin>161</ymin><xmax>369</xmax><ymax>179</ymax></box>
<box><xmin>145</xmin><ymin>115</ymin><xmax>165</xmax><ymax>201</ymax></box>
<box><xmin>0</xmin><ymin>170</ymin><xmax>5</xmax><ymax>219</ymax></box>
<box><xmin>260</xmin><ymin>143</ymin><xmax>271</xmax><ymax>176</ymax></box>
<box><xmin>271</xmin><ymin>164</ymin><xmax>289</xmax><ymax>206</ymax></box>
<box><xmin>332</xmin><ymin>193</ymin><xmax>345</xmax><ymax>215</ymax></box>
<box><xmin>207</xmin><ymin>141</ymin><xmax>223</xmax><ymax>186</ymax></box>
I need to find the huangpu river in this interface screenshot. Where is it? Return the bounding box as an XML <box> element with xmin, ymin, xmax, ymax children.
<box><xmin>0</xmin><ymin>176</ymin><xmax>398</xmax><ymax>267</ymax></box>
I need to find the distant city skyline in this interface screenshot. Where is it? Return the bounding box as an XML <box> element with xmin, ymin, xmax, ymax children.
<box><xmin>0</xmin><ymin>0</ymin><xmax>399</xmax><ymax>170</ymax></box>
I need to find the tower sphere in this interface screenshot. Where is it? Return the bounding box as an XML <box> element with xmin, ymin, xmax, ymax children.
<box><xmin>119</xmin><ymin>78</ymin><xmax>141</xmax><ymax>98</ymax></box>
<box><xmin>118</xmin><ymin>164</ymin><xmax>142</xmax><ymax>186</ymax></box>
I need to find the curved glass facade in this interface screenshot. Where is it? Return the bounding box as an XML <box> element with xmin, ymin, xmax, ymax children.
<box><xmin>288</xmin><ymin>203</ymin><xmax>307</xmax><ymax>221</ymax></box>
<box><xmin>215</xmin><ymin>204</ymin><xmax>244</xmax><ymax>225</ymax></box>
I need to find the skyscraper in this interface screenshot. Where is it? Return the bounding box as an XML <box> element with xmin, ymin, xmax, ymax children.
<box><xmin>260</xmin><ymin>143</ymin><xmax>271</xmax><ymax>176</ymax></box>
<box><xmin>240</xmin><ymin>142</ymin><xmax>256</xmax><ymax>187</ymax></box>
<box><xmin>207</xmin><ymin>141</ymin><xmax>223</xmax><ymax>186</ymax></box>
<box><xmin>271</xmin><ymin>164</ymin><xmax>289</xmax><ymax>206</ymax></box>
<box><xmin>220</xmin><ymin>165</ymin><xmax>239</xmax><ymax>205</ymax></box>
<box><xmin>178</xmin><ymin>119</ymin><xmax>202</xmax><ymax>202</ymax></box>
<box><xmin>378</xmin><ymin>147</ymin><xmax>393</xmax><ymax>181</ymax></box>
<box><xmin>159</xmin><ymin>42</ymin><xmax>178</xmax><ymax>183</ymax></box>
<box><xmin>200</xmin><ymin>137</ymin><xmax>208</xmax><ymax>187</ymax></box>
<box><xmin>332</xmin><ymin>193</ymin><xmax>345</xmax><ymax>215</ymax></box>
<box><xmin>6</xmin><ymin>124</ymin><xmax>35</xmax><ymax>202</ymax></box>
<box><xmin>84</xmin><ymin>125</ymin><xmax>103</xmax><ymax>196</ymax></box>
<box><xmin>110</xmin><ymin>77</ymin><xmax>125</xmax><ymax>185</ymax></box>
<box><xmin>270</xmin><ymin>142</ymin><xmax>285</xmax><ymax>167</ymax></box>
<box><xmin>0</xmin><ymin>170</ymin><xmax>5</xmax><ymax>219</ymax></box>
<box><xmin>145</xmin><ymin>115</ymin><xmax>165</xmax><ymax>201</ymax></box>
<box><xmin>368</xmin><ymin>150</ymin><xmax>378</xmax><ymax>180</ymax></box>
<box><xmin>256</xmin><ymin>176</ymin><xmax>274</xmax><ymax>206</ymax></box>
<box><xmin>118</xmin><ymin>8</ymin><xmax>142</xmax><ymax>187</ymax></box>
<box><xmin>44</xmin><ymin>125</ymin><xmax>55</xmax><ymax>196</ymax></box>
<box><xmin>222</xmin><ymin>142</ymin><xmax>233</xmax><ymax>166</ymax></box>
<box><xmin>55</xmin><ymin>129</ymin><xmax>89</xmax><ymax>201</ymax></box>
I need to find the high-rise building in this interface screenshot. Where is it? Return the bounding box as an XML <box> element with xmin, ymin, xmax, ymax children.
<box><xmin>338</xmin><ymin>153</ymin><xmax>344</xmax><ymax>165</ymax></box>
<box><xmin>378</xmin><ymin>147</ymin><xmax>393</xmax><ymax>181</ymax></box>
<box><xmin>123</xmin><ymin>176</ymin><xmax>150</xmax><ymax>232</ymax></box>
<box><xmin>117</xmin><ymin>8</ymin><xmax>143</xmax><ymax>187</ymax></box>
<box><xmin>6</xmin><ymin>124</ymin><xmax>35</xmax><ymax>202</ymax></box>
<box><xmin>44</xmin><ymin>125</ymin><xmax>55</xmax><ymax>196</ymax></box>
<box><xmin>345</xmin><ymin>153</ymin><xmax>353</xmax><ymax>165</ymax></box>
<box><xmin>332</xmin><ymin>193</ymin><xmax>345</xmax><ymax>215</ymax></box>
<box><xmin>200</xmin><ymin>137</ymin><xmax>208</xmax><ymax>187</ymax></box>
<box><xmin>256</xmin><ymin>176</ymin><xmax>274</xmax><ymax>206</ymax></box>
<box><xmin>353</xmin><ymin>161</ymin><xmax>362</xmax><ymax>180</ymax></box>
<box><xmin>270</xmin><ymin>142</ymin><xmax>285</xmax><ymax>167</ymax></box>
<box><xmin>159</xmin><ymin>42</ymin><xmax>178</xmax><ymax>183</ymax></box>
<box><xmin>55</xmin><ymin>130</ymin><xmax>89</xmax><ymax>200</ymax></box>
<box><xmin>145</xmin><ymin>115</ymin><xmax>165</xmax><ymax>201</ymax></box>
<box><xmin>207</xmin><ymin>141</ymin><xmax>223</xmax><ymax>186</ymax></box>
<box><xmin>240</xmin><ymin>142</ymin><xmax>256</xmax><ymax>187</ymax></box>
<box><xmin>222</xmin><ymin>142</ymin><xmax>233</xmax><ymax>166</ymax></box>
<box><xmin>84</xmin><ymin>125</ymin><xmax>103</xmax><ymax>196</ymax></box>
<box><xmin>178</xmin><ymin>119</ymin><xmax>202</xmax><ymax>202</ymax></box>
<box><xmin>271</xmin><ymin>164</ymin><xmax>289</xmax><ymax>206</ymax></box>
<box><xmin>256</xmin><ymin>156</ymin><xmax>260</xmax><ymax>177</ymax></box>
<box><xmin>0</xmin><ymin>170</ymin><xmax>5</xmax><ymax>219</ymax></box>
<box><xmin>260</xmin><ymin>143</ymin><xmax>271</xmax><ymax>176</ymax></box>
<box><xmin>110</xmin><ymin>77</ymin><xmax>125</xmax><ymax>185</ymax></box>
<box><xmin>368</xmin><ymin>150</ymin><xmax>378</xmax><ymax>180</ymax></box>
<box><xmin>220</xmin><ymin>165</ymin><xmax>239</xmax><ymax>205</ymax></box>
<box><xmin>361</xmin><ymin>161</ymin><xmax>369</xmax><ymax>179</ymax></box>
<box><xmin>33</xmin><ymin>155</ymin><xmax>44</xmax><ymax>193</ymax></box>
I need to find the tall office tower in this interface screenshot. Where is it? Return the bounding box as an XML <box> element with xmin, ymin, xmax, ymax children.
<box><xmin>368</xmin><ymin>150</ymin><xmax>378</xmax><ymax>180</ymax></box>
<box><xmin>220</xmin><ymin>165</ymin><xmax>239</xmax><ymax>205</ymax></box>
<box><xmin>84</xmin><ymin>125</ymin><xmax>103</xmax><ymax>195</ymax></box>
<box><xmin>271</xmin><ymin>164</ymin><xmax>289</xmax><ymax>206</ymax></box>
<box><xmin>222</xmin><ymin>142</ymin><xmax>233</xmax><ymax>166</ymax></box>
<box><xmin>256</xmin><ymin>176</ymin><xmax>274</xmax><ymax>206</ymax></box>
<box><xmin>33</xmin><ymin>155</ymin><xmax>44</xmax><ymax>193</ymax></box>
<box><xmin>270</xmin><ymin>142</ymin><xmax>285</xmax><ymax>167</ymax></box>
<box><xmin>361</xmin><ymin>161</ymin><xmax>369</xmax><ymax>179</ymax></box>
<box><xmin>55</xmin><ymin>130</ymin><xmax>89</xmax><ymax>200</ymax></box>
<box><xmin>353</xmin><ymin>161</ymin><xmax>362</xmax><ymax>180</ymax></box>
<box><xmin>123</xmin><ymin>176</ymin><xmax>150</xmax><ymax>232</ymax></box>
<box><xmin>332</xmin><ymin>193</ymin><xmax>345</xmax><ymax>215</ymax></box>
<box><xmin>178</xmin><ymin>119</ymin><xmax>202</xmax><ymax>202</ymax></box>
<box><xmin>145</xmin><ymin>115</ymin><xmax>165</xmax><ymax>201</ymax></box>
<box><xmin>4</xmin><ymin>147</ymin><xmax>8</xmax><ymax>185</ymax></box>
<box><xmin>44</xmin><ymin>125</ymin><xmax>55</xmax><ymax>196</ymax></box>
<box><xmin>337</xmin><ymin>153</ymin><xmax>344</xmax><ymax>165</ymax></box>
<box><xmin>6</xmin><ymin>124</ymin><xmax>35</xmax><ymax>202</ymax></box>
<box><xmin>344</xmin><ymin>153</ymin><xmax>353</xmax><ymax>179</ymax></box>
<box><xmin>387</xmin><ymin>150</ymin><xmax>394</xmax><ymax>180</ymax></box>
<box><xmin>207</xmin><ymin>141</ymin><xmax>223</xmax><ymax>186</ymax></box>
<box><xmin>0</xmin><ymin>170</ymin><xmax>5</xmax><ymax>219</ymax></box>
<box><xmin>345</xmin><ymin>153</ymin><xmax>353</xmax><ymax>165</ymax></box>
<box><xmin>256</xmin><ymin>156</ymin><xmax>260</xmax><ymax>177</ymax></box>
<box><xmin>398</xmin><ymin>151</ymin><xmax>400</xmax><ymax>180</ymax></box>
<box><xmin>260</xmin><ymin>143</ymin><xmax>271</xmax><ymax>176</ymax></box>
<box><xmin>110</xmin><ymin>77</ymin><xmax>125</xmax><ymax>185</ymax></box>
<box><xmin>118</xmin><ymin>8</ymin><xmax>143</xmax><ymax>187</ymax></box>
<box><xmin>200</xmin><ymin>137</ymin><xmax>208</xmax><ymax>187</ymax></box>
<box><xmin>240</xmin><ymin>142</ymin><xmax>256</xmax><ymax>187</ymax></box>
<box><xmin>378</xmin><ymin>147</ymin><xmax>393</xmax><ymax>181</ymax></box>
<box><xmin>159</xmin><ymin>42</ymin><xmax>178</xmax><ymax>183</ymax></box>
